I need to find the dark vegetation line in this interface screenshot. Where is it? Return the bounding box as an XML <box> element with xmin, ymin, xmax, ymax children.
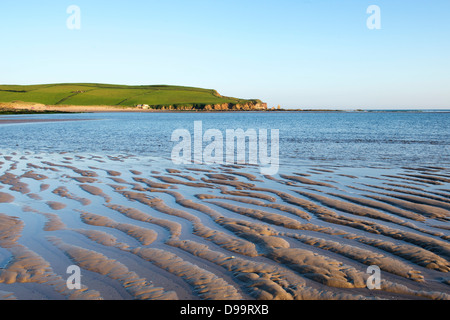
<box><xmin>116</xmin><ymin>90</ymin><xmax>161</xmax><ymax>106</ymax></box>
<box><xmin>54</xmin><ymin>89</ymin><xmax>96</xmax><ymax>105</ymax></box>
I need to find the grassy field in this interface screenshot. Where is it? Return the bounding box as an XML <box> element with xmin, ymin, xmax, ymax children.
<box><xmin>0</xmin><ymin>83</ymin><xmax>262</xmax><ymax>110</ymax></box>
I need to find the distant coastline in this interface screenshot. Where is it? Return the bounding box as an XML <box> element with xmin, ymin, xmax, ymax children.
<box><xmin>1</xmin><ymin>102</ymin><xmax>448</xmax><ymax>115</ymax></box>
<box><xmin>1</xmin><ymin>83</ymin><xmax>448</xmax><ymax>114</ymax></box>
<box><xmin>0</xmin><ymin>83</ymin><xmax>267</xmax><ymax>112</ymax></box>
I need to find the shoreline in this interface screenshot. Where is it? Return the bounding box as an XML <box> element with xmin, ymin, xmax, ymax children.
<box><xmin>2</xmin><ymin>102</ymin><xmax>448</xmax><ymax>114</ymax></box>
<box><xmin>0</xmin><ymin>119</ymin><xmax>92</xmax><ymax>125</ymax></box>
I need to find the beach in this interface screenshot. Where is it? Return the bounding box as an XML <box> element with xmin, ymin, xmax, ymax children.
<box><xmin>1</xmin><ymin>0</ymin><xmax>449</xmax><ymax>307</ymax></box>
<box><xmin>0</xmin><ymin>150</ymin><xmax>449</xmax><ymax>300</ymax></box>
<box><xmin>0</xmin><ymin>102</ymin><xmax>159</xmax><ymax>113</ymax></box>
<box><xmin>0</xmin><ymin>119</ymin><xmax>91</xmax><ymax>125</ymax></box>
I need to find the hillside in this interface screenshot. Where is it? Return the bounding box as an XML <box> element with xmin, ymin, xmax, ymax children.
<box><xmin>0</xmin><ymin>83</ymin><xmax>267</xmax><ymax>111</ymax></box>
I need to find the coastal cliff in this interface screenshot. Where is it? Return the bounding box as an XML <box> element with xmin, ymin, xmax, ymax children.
<box><xmin>0</xmin><ymin>83</ymin><xmax>267</xmax><ymax>112</ymax></box>
<box><xmin>141</xmin><ymin>100</ymin><xmax>268</xmax><ymax>111</ymax></box>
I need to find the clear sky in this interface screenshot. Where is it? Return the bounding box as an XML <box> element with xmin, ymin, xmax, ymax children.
<box><xmin>1</xmin><ymin>0</ymin><xmax>449</xmax><ymax>109</ymax></box>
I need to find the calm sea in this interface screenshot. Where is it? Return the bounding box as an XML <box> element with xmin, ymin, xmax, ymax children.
<box><xmin>0</xmin><ymin>111</ymin><xmax>449</xmax><ymax>168</ymax></box>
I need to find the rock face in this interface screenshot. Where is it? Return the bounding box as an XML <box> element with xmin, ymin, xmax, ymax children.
<box><xmin>152</xmin><ymin>101</ymin><xmax>268</xmax><ymax>111</ymax></box>
<box><xmin>203</xmin><ymin>102</ymin><xmax>268</xmax><ymax>111</ymax></box>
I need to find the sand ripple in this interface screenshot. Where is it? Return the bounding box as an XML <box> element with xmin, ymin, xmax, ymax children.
<box><xmin>0</xmin><ymin>153</ymin><xmax>449</xmax><ymax>300</ymax></box>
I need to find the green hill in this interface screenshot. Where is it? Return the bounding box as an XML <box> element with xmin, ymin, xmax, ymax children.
<box><xmin>0</xmin><ymin>83</ymin><xmax>266</xmax><ymax>111</ymax></box>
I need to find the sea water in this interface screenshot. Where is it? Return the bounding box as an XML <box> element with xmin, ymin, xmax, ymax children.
<box><xmin>0</xmin><ymin>111</ymin><xmax>449</xmax><ymax>168</ymax></box>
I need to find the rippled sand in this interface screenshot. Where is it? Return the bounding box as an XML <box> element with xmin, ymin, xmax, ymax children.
<box><xmin>0</xmin><ymin>152</ymin><xmax>449</xmax><ymax>300</ymax></box>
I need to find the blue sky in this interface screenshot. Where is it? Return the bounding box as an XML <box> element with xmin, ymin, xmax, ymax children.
<box><xmin>1</xmin><ymin>0</ymin><xmax>449</xmax><ymax>109</ymax></box>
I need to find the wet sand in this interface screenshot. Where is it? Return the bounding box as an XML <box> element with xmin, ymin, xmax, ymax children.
<box><xmin>1</xmin><ymin>103</ymin><xmax>213</xmax><ymax>114</ymax></box>
<box><xmin>0</xmin><ymin>152</ymin><xmax>449</xmax><ymax>300</ymax></box>
<box><xmin>0</xmin><ymin>119</ymin><xmax>91</xmax><ymax>125</ymax></box>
